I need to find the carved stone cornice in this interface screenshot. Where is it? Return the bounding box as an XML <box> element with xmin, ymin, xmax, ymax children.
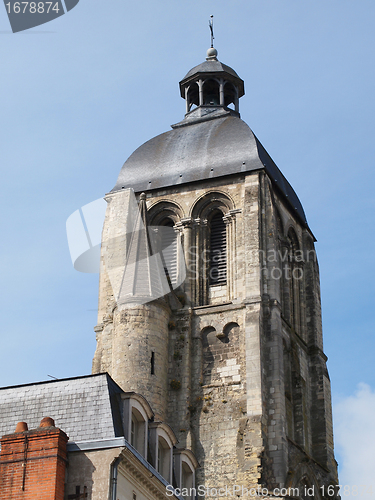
<box><xmin>118</xmin><ymin>448</ymin><xmax>174</xmax><ymax>500</ymax></box>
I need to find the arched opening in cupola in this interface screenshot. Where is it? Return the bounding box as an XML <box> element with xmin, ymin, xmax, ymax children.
<box><xmin>203</xmin><ymin>79</ymin><xmax>220</xmax><ymax>105</ymax></box>
<box><xmin>224</xmin><ymin>81</ymin><xmax>238</xmax><ymax>110</ymax></box>
<box><xmin>187</xmin><ymin>82</ymin><xmax>199</xmax><ymax>111</ymax></box>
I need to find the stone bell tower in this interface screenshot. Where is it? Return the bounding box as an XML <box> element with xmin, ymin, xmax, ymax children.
<box><xmin>92</xmin><ymin>45</ymin><xmax>339</xmax><ymax>495</ymax></box>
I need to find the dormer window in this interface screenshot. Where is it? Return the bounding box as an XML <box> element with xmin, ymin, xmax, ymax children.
<box><xmin>122</xmin><ymin>393</ymin><xmax>154</xmax><ymax>459</ymax></box>
<box><xmin>149</xmin><ymin>422</ymin><xmax>177</xmax><ymax>483</ymax></box>
<box><xmin>131</xmin><ymin>415</ymin><xmax>136</xmax><ymax>447</ymax></box>
<box><xmin>157</xmin><ymin>436</ymin><xmax>170</xmax><ymax>480</ymax></box>
<box><xmin>173</xmin><ymin>449</ymin><xmax>199</xmax><ymax>500</ymax></box>
<box><xmin>181</xmin><ymin>462</ymin><xmax>194</xmax><ymax>499</ymax></box>
<box><xmin>130</xmin><ymin>408</ymin><xmax>145</xmax><ymax>455</ymax></box>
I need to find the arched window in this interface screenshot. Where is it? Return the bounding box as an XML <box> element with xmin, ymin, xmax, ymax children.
<box><xmin>209</xmin><ymin>212</ymin><xmax>227</xmax><ymax>285</ymax></box>
<box><xmin>190</xmin><ymin>192</ymin><xmax>235</xmax><ymax>306</ymax></box>
<box><xmin>147</xmin><ymin>201</ymin><xmax>184</xmax><ymax>291</ymax></box>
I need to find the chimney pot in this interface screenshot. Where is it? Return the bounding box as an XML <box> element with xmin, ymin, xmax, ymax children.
<box><xmin>39</xmin><ymin>417</ymin><xmax>55</xmax><ymax>428</ymax></box>
<box><xmin>15</xmin><ymin>422</ymin><xmax>28</xmax><ymax>433</ymax></box>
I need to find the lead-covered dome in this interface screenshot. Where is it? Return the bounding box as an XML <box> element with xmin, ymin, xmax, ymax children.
<box><xmin>112</xmin><ymin>112</ymin><xmax>307</xmax><ymax>225</ymax></box>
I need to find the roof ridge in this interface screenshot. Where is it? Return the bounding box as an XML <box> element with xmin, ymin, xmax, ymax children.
<box><xmin>0</xmin><ymin>372</ymin><xmax>109</xmax><ymax>391</ymax></box>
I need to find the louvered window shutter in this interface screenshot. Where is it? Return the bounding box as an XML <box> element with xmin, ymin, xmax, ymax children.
<box><xmin>161</xmin><ymin>220</ymin><xmax>178</xmax><ymax>286</ymax></box>
<box><xmin>209</xmin><ymin>213</ymin><xmax>227</xmax><ymax>284</ymax></box>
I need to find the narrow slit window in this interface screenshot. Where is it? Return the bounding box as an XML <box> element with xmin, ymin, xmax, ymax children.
<box><xmin>151</xmin><ymin>351</ymin><xmax>155</xmax><ymax>375</ymax></box>
<box><xmin>209</xmin><ymin>213</ymin><xmax>227</xmax><ymax>284</ymax></box>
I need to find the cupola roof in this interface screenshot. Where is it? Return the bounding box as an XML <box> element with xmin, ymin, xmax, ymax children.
<box><xmin>180</xmin><ymin>48</ymin><xmax>245</xmax><ymax>99</ymax></box>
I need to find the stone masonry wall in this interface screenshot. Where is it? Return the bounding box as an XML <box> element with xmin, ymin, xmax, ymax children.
<box><xmin>93</xmin><ymin>170</ymin><xmax>338</xmax><ymax>492</ymax></box>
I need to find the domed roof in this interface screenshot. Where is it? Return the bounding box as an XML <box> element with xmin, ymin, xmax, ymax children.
<box><xmin>112</xmin><ymin>112</ymin><xmax>307</xmax><ymax>226</ymax></box>
<box><xmin>182</xmin><ymin>59</ymin><xmax>242</xmax><ymax>81</ymax></box>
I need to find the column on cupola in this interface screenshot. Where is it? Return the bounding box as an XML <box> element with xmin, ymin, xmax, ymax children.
<box><xmin>198</xmin><ymin>79</ymin><xmax>204</xmax><ymax>107</ymax></box>
<box><xmin>184</xmin><ymin>87</ymin><xmax>189</xmax><ymax>114</ymax></box>
<box><xmin>219</xmin><ymin>78</ymin><xmax>225</xmax><ymax>106</ymax></box>
<box><xmin>235</xmin><ymin>86</ymin><xmax>239</xmax><ymax>113</ymax></box>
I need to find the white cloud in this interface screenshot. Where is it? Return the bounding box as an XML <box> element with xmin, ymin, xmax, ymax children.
<box><xmin>334</xmin><ymin>384</ymin><xmax>375</xmax><ymax>499</ymax></box>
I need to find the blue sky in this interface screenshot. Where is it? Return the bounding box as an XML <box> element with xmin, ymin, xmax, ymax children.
<box><xmin>0</xmin><ymin>0</ymin><xmax>374</xmax><ymax>493</ymax></box>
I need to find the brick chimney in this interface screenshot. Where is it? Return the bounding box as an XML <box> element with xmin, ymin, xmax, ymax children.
<box><xmin>0</xmin><ymin>417</ymin><xmax>68</xmax><ymax>500</ymax></box>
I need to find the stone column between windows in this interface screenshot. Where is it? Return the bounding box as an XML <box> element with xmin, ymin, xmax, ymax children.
<box><xmin>223</xmin><ymin>209</ymin><xmax>241</xmax><ymax>302</ymax></box>
<box><xmin>193</xmin><ymin>218</ymin><xmax>208</xmax><ymax>306</ymax></box>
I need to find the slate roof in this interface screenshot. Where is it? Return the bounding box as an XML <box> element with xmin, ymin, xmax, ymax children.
<box><xmin>0</xmin><ymin>373</ymin><xmax>124</xmax><ymax>445</ymax></box>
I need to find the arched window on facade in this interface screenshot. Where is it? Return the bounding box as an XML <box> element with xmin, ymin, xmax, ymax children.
<box><xmin>209</xmin><ymin>211</ymin><xmax>227</xmax><ymax>285</ymax></box>
<box><xmin>191</xmin><ymin>191</ymin><xmax>235</xmax><ymax>306</ymax></box>
<box><xmin>148</xmin><ymin>201</ymin><xmax>184</xmax><ymax>291</ymax></box>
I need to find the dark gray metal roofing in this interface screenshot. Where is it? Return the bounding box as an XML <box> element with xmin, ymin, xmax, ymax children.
<box><xmin>182</xmin><ymin>59</ymin><xmax>241</xmax><ymax>81</ymax></box>
<box><xmin>112</xmin><ymin>113</ymin><xmax>308</xmax><ymax>225</ymax></box>
<box><xmin>0</xmin><ymin>373</ymin><xmax>124</xmax><ymax>444</ymax></box>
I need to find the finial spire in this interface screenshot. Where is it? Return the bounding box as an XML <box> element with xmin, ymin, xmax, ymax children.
<box><xmin>209</xmin><ymin>15</ymin><xmax>214</xmax><ymax>48</ymax></box>
<box><xmin>206</xmin><ymin>15</ymin><xmax>218</xmax><ymax>60</ymax></box>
